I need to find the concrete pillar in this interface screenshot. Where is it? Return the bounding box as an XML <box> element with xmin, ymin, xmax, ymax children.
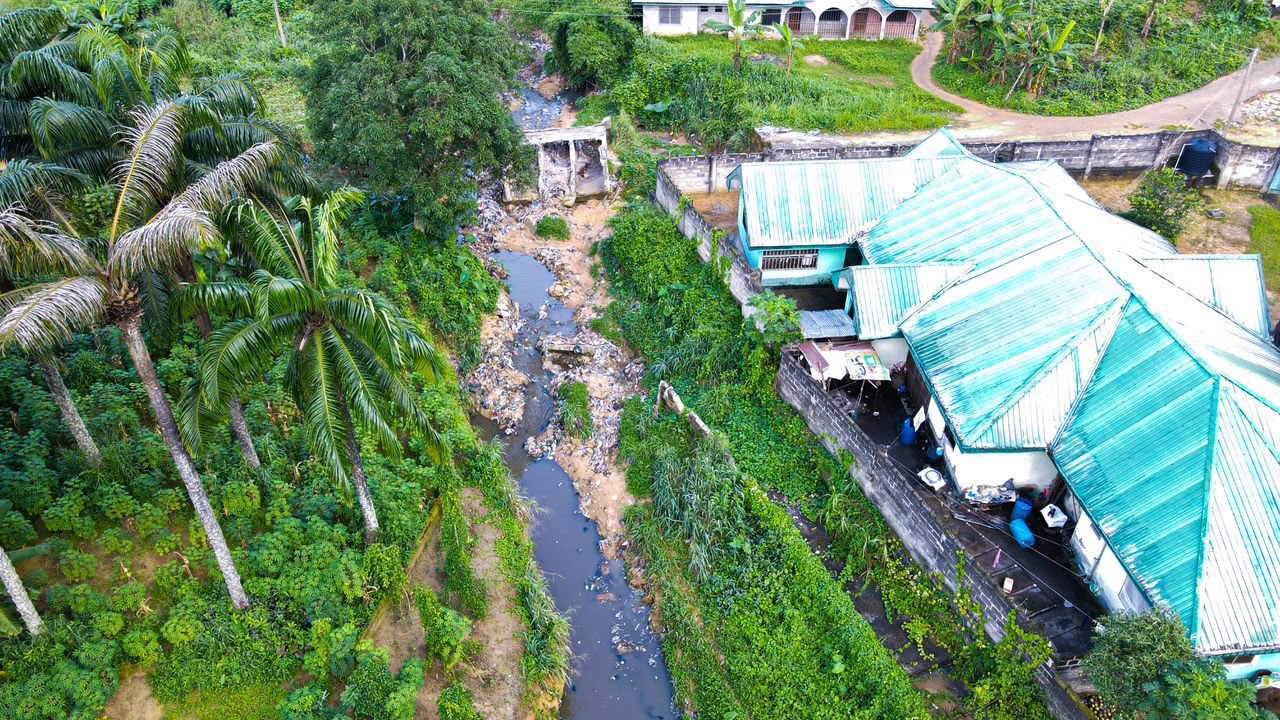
<box><xmin>708</xmin><ymin>154</ymin><xmax>718</xmax><ymax>193</ymax></box>
<box><xmin>568</xmin><ymin>140</ymin><xmax>578</xmax><ymax>199</ymax></box>
<box><xmin>911</xmin><ymin>12</ymin><xmax>919</xmax><ymax>41</ymax></box>
<box><xmin>1083</xmin><ymin>136</ymin><xmax>1097</xmax><ymax>180</ymax></box>
<box><xmin>878</xmin><ymin>13</ymin><xmax>886</xmax><ymax>40</ymax></box>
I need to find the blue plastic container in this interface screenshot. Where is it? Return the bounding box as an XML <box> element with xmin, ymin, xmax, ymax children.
<box><xmin>901</xmin><ymin>419</ymin><xmax>917</xmax><ymax>445</ymax></box>
<box><xmin>1010</xmin><ymin>518</ymin><xmax>1035</xmax><ymax>548</ymax></box>
<box><xmin>1012</xmin><ymin>497</ymin><xmax>1034</xmax><ymax>521</ymax></box>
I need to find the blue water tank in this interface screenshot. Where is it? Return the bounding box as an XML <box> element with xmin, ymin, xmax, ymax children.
<box><xmin>901</xmin><ymin>419</ymin><xmax>917</xmax><ymax>445</ymax></box>
<box><xmin>1012</xmin><ymin>497</ymin><xmax>1034</xmax><ymax>521</ymax></box>
<box><xmin>1009</xmin><ymin>518</ymin><xmax>1035</xmax><ymax>548</ymax></box>
<box><xmin>1176</xmin><ymin>138</ymin><xmax>1217</xmax><ymax>176</ymax></box>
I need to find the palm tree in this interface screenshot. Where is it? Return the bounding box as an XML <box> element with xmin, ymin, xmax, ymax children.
<box><xmin>0</xmin><ymin>205</ymin><xmax>102</xmax><ymax>464</ymax></box>
<box><xmin>0</xmin><ymin>542</ymin><xmax>42</xmax><ymax>636</ymax></box>
<box><xmin>177</xmin><ymin>191</ymin><xmax>444</xmax><ymax>543</ymax></box>
<box><xmin>2</xmin><ymin>6</ymin><xmax>295</xmax><ymax>470</ymax></box>
<box><xmin>0</xmin><ymin>103</ymin><xmax>290</xmax><ymax>611</ymax></box>
<box><xmin>771</xmin><ymin>23</ymin><xmax>804</xmax><ymax>73</ymax></box>
<box><xmin>706</xmin><ymin>0</ymin><xmax>763</xmax><ymax>73</ymax></box>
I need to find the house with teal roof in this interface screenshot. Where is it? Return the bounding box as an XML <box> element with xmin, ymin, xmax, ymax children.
<box><xmin>732</xmin><ymin>129</ymin><xmax>1280</xmax><ymax>679</ymax></box>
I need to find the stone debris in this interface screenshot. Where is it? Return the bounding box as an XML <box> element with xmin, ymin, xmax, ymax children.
<box><xmin>1241</xmin><ymin>91</ymin><xmax>1280</xmax><ymax>126</ymax></box>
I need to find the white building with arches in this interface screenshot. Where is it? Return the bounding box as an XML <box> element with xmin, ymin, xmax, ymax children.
<box><xmin>635</xmin><ymin>0</ymin><xmax>931</xmax><ymax>40</ymax></box>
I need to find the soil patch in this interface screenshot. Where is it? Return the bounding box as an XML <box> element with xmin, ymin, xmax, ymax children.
<box><xmin>689</xmin><ymin>191</ymin><xmax>740</xmax><ymax>233</ymax></box>
<box><xmin>103</xmin><ymin>670</ymin><xmax>162</xmax><ymax>720</ymax></box>
<box><xmin>536</xmin><ymin>74</ymin><xmax>567</xmax><ymax>100</ymax></box>
<box><xmin>802</xmin><ymin>54</ymin><xmax>829</xmax><ymax>66</ymax></box>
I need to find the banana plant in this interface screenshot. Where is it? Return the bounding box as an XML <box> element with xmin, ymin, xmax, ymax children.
<box><xmin>705</xmin><ymin>0</ymin><xmax>763</xmax><ymax>73</ymax></box>
<box><xmin>771</xmin><ymin>23</ymin><xmax>804</xmax><ymax>73</ymax></box>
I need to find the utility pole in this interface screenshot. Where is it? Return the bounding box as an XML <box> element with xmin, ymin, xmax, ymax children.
<box><xmin>1225</xmin><ymin>47</ymin><xmax>1260</xmax><ymax>131</ymax></box>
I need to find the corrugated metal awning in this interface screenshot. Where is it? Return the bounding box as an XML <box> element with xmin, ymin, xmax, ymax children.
<box><xmin>799</xmin><ymin>309</ymin><xmax>857</xmax><ymax>339</ymax></box>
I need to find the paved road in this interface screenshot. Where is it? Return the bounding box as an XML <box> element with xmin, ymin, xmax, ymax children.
<box><xmin>909</xmin><ymin>30</ymin><xmax>1280</xmax><ymax>143</ymax></box>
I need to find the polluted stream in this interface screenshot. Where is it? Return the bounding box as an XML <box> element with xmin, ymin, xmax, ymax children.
<box><xmin>473</xmin><ymin>251</ymin><xmax>676</xmax><ymax>718</ymax></box>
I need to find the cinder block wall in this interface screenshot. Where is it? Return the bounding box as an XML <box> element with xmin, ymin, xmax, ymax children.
<box><xmin>776</xmin><ymin>353</ymin><xmax>1088</xmax><ymax>720</ymax></box>
<box><xmin>657</xmin><ymin>129</ymin><xmax>1280</xmax><ymax>195</ymax></box>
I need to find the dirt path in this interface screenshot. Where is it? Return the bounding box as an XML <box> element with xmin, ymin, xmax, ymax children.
<box><xmin>906</xmin><ymin>30</ymin><xmax>1280</xmax><ymax>143</ymax></box>
<box><xmin>103</xmin><ymin>670</ymin><xmax>163</xmax><ymax>720</ymax></box>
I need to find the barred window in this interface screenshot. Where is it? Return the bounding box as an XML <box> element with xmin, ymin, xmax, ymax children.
<box><xmin>659</xmin><ymin>7</ymin><xmax>683</xmax><ymax>24</ymax></box>
<box><xmin>760</xmin><ymin>249</ymin><xmax>819</xmax><ymax>271</ymax></box>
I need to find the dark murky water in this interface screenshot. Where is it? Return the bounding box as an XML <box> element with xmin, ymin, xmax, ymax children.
<box><xmin>480</xmin><ymin>251</ymin><xmax>676</xmax><ymax>719</ymax></box>
<box><xmin>513</xmin><ymin>87</ymin><xmax>566</xmax><ymax>131</ymax></box>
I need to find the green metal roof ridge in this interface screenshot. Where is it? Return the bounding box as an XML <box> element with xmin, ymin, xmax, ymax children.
<box><xmin>1137</xmin><ymin>255</ymin><xmax>1273</xmax><ymax>340</ymax></box>
<box><xmin>965</xmin><ymin>298</ymin><xmax>1126</xmax><ymax>447</ymax></box>
<box><xmin>1049</xmin><ymin>293</ymin><xmax>1134</xmax><ymax>451</ymax></box>
<box><xmin>1187</xmin><ymin>378</ymin><xmax>1224</xmax><ymax>638</ymax></box>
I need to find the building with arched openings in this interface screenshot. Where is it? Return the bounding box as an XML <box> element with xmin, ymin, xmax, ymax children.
<box><xmin>635</xmin><ymin>0</ymin><xmax>930</xmax><ymax>40</ymax></box>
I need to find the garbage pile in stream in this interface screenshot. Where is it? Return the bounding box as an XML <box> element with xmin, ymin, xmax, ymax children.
<box><xmin>462</xmin><ymin>292</ymin><xmax>530</xmax><ymax>434</ymax></box>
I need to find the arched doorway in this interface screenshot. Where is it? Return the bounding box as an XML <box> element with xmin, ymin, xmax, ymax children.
<box><xmin>817</xmin><ymin>9</ymin><xmax>848</xmax><ymax>39</ymax></box>
<box><xmin>786</xmin><ymin>7</ymin><xmax>816</xmax><ymax>36</ymax></box>
<box><xmin>883</xmin><ymin>9</ymin><xmax>917</xmax><ymax>38</ymax></box>
<box><xmin>849</xmin><ymin>8</ymin><xmax>882</xmax><ymax>39</ymax></box>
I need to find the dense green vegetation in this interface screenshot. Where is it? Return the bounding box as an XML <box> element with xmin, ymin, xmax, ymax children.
<box><xmin>1084</xmin><ymin>609</ymin><xmax>1270</xmax><ymax>719</ymax></box>
<box><xmin>533</xmin><ymin>215</ymin><xmax>570</xmax><ymax>241</ymax></box>
<box><xmin>523</xmin><ymin>0</ymin><xmax>957</xmax><ymax>148</ymax></box>
<box><xmin>933</xmin><ymin>0</ymin><xmax>1280</xmax><ymax>115</ymax></box>
<box><xmin>557</xmin><ymin>382</ymin><xmax>593</xmax><ymax>439</ymax></box>
<box><xmin>0</xmin><ymin>2</ymin><xmax>566</xmax><ymax>718</ymax></box>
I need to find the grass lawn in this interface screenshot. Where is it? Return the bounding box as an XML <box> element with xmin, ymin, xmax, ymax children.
<box><xmin>162</xmin><ymin>684</ymin><xmax>288</xmax><ymax>720</ymax></box>
<box><xmin>1248</xmin><ymin>205</ymin><xmax>1280</xmax><ymax>315</ymax></box>
<box><xmin>583</xmin><ymin>35</ymin><xmax>958</xmax><ymax>145</ymax></box>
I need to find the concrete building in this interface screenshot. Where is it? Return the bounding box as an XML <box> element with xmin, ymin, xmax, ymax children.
<box><xmin>634</xmin><ymin>0</ymin><xmax>930</xmax><ymax>40</ymax></box>
<box><xmin>730</xmin><ymin>129</ymin><xmax>1280</xmax><ymax>679</ymax></box>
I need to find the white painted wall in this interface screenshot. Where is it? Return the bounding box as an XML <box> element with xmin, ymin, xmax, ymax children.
<box><xmin>636</xmin><ymin>0</ymin><xmax>918</xmax><ymax>37</ymax></box>
<box><xmin>1068</xmin><ymin>504</ymin><xmax>1152</xmax><ymax>614</ymax></box>
<box><xmin>925</xmin><ymin>395</ymin><xmax>1059</xmax><ymax>493</ymax></box>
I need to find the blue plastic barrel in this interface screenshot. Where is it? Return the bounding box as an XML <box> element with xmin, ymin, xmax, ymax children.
<box><xmin>1010</xmin><ymin>518</ymin><xmax>1035</xmax><ymax>548</ymax></box>
<box><xmin>1012</xmin><ymin>498</ymin><xmax>1033</xmax><ymax>521</ymax></box>
<box><xmin>1176</xmin><ymin>138</ymin><xmax>1217</xmax><ymax>176</ymax></box>
<box><xmin>901</xmin><ymin>419</ymin><xmax>917</xmax><ymax>445</ymax></box>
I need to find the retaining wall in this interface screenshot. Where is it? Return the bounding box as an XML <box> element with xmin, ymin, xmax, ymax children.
<box><xmin>656</xmin><ymin>129</ymin><xmax>1280</xmax><ymax>195</ymax></box>
<box><xmin>654</xmin><ymin>162</ymin><xmax>763</xmax><ymax>312</ymax></box>
<box><xmin>776</xmin><ymin>352</ymin><xmax>1088</xmax><ymax>720</ymax></box>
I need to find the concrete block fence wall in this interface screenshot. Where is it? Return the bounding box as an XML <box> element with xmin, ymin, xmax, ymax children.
<box><xmin>654</xmin><ymin>163</ymin><xmax>764</xmax><ymax>312</ymax></box>
<box><xmin>775</xmin><ymin>353</ymin><xmax>1088</xmax><ymax>720</ymax></box>
<box><xmin>656</xmin><ymin>128</ymin><xmax>1280</xmax><ymax>195</ymax></box>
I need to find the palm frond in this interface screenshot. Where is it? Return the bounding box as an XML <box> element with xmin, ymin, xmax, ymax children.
<box><xmin>9</xmin><ymin>44</ymin><xmax>97</xmax><ymax>107</ymax></box>
<box><xmin>195</xmin><ymin>74</ymin><xmax>261</xmax><ymax>119</ymax></box>
<box><xmin>325</xmin><ymin>289</ymin><xmax>403</xmax><ymax>363</ymax></box>
<box><xmin>0</xmin><ymin>275</ymin><xmax>107</xmax><ymax>353</ymax></box>
<box><xmin>110</xmin><ymin>204</ymin><xmax>214</xmax><ymax>277</ymax></box>
<box><xmin>109</xmin><ymin>100</ymin><xmax>186</xmax><ymax>237</ymax></box>
<box><xmin>292</xmin><ymin>332</ymin><xmax>351</xmax><ymax>489</ymax></box>
<box><xmin>0</xmin><ymin>99</ymin><xmax>31</xmax><ymax>138</ymax></box>
<box><xmin>74</xmin><ymin>24</ymin><xmax>128</xmax><ymax>67</ymax></box>
<box><xmin>225</xmin><ymin>198</ymin><xmax>303</xmax><ymax>278</ymax></box>
<box><xmin>91</xmin><ymin>51</ymin><xmax>148</xmax><ymax>110</ymax></box>
<box><xmin>0</xmin><ymin>7</ymin><xmax>66</xmax><ymax>65</ymax></box>
<box><xmin>324</xmin><ymin>327</ymin><xmax>399</xmax><ymax>456</ymax></box>
<box><xmin>26</xmin><ymin>98</ymin><xmax>112</xmax><ymax>160</ymax></box>
<box><xmin>200</xmin><ymin>314</ymin><xmax>298</xmax><ymax>406</ymax></box>
<box><xmin>137</xmin><ymin>26</ymin><xmax>189</xmax><ymax>88</ymax></box>
<box><xmin>171</xmin><ymin>141</ymin><xmax>282</xmax><ymax>215</ymax></box>
<box><xmin>0</xmin><ymin>204</ymin><xmax>97</xmax><ymax>277</ymax></box>
<box><xmin>171</xmin><ymin>279</ymin><xmax>254</xmax><ymax>321</ymax></box>
<box><xmin>251</xmin><ymin>268</ymin><xmax>321</xmax><ymax>318</ymax></box>
<box><xmin>0</xmin><ymin>159</ymin><xmax>87</xmax><ymax>207</ymax></box>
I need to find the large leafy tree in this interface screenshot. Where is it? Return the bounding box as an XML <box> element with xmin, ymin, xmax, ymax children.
<box><xmin>0</xmin><ymin>101</ymin><xmax>291</xmax><ymax>610</ymax></box>
<box><xmin>304</xmin><ymin>0</ymin><xmax>531</xmax><ymax>232</ymax></box>
<box><xmin>178</xmin><ymin>190</ymin><xmax>444</xmax><ymax>543</ymax></box>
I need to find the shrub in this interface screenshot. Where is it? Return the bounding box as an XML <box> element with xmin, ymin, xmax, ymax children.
<box><xmin>302</xmin><ymin>619</ymin><xmax>359</xmax><ymax>682</ymax></box>
<box><xmin>59</xmin><ymin>549</ymin><xmax>99</xmax><ymax>583</ymax></box>
<box><xmin>534</xmin><ymin>215</ymin><xmax>571</xmax><ymax>241</ymax></box>
<box><xmin>340</xmin><ymin>644</ymin><xmax>422</xmax><ymax>720</ymax></box>
<box><xmin>1139</xmin><ymin>658</ymin><xmax>1270</xmax><ymax>720</ymax></box>
<box><xmin>361</xmin><ymin>543</ymin><xmax>408</xmax><ymax>603</ymax></box>
<box><xmin>543</xmin><ymin>0</ymin><xmax>640</xmax><ymax>88</ymax></box>
<box><xmin>558</xmin><ymin>382</ymin><xmax>593</xmax><ymax>439</ymax></box>
<box><xmin>121</xmin><ymin>629</ymin><xmax>163</xmax><ymax>665</ymax></box>
<box><xmin>1125</xmin><ymin>168</ymin><xmax>1202</xmax><ymax>241</ymax></box>
<box><xmin>411</xmin><ymin>585</ymin><xmax>472</xmax><ymax>669</ymax></box>
<box><xmin>1084</xmin><ymin>607</ymin><xmax>1194</xmax><ymax>714</ymax></box>
<box><xmin>437</xmin><ymin>679</ymin><xmax>483</xmax><ymax>720</ymax></box>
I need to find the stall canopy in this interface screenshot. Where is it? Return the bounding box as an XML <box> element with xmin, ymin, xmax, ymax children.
<box><xmin>798</xmin><ymin>340</ymin><xmax>890</xmax><ymax>382</ymax></box>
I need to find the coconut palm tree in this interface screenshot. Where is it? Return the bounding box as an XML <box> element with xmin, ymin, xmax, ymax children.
<box><xmin>0</xmin><ymin>102</ymin><xmax>291</xmax><ymax>610</ymax></box>
<box><xmin>771</xmin><ymin>23</ymin><xmax>804</xmax><ymax>73</ymax></box>
<box><xmin>706</xmin><ymin>0</ymin><xmax>763</xmax><ymax>73</ymax></box>
<box><xmin>0</xmin><ymin>542</ymin><xmax>42</xmax><ymax>636</ymax></box>
<box><xmin>176</xmin><ymin>191</ymin><xmax>444</xmax><ymax>543</ymax></box>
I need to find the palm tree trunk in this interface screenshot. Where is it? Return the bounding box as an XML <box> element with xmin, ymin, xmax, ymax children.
<box><xmin>338</xmin><ymin>391</ymin><xmax>380</xmax><ymax>544</ymax></box>
<box><xmin>36</xmin><ymin>357</ymin><xmax>101</xmax><ymax>465</ymax></box>
<box><xmin>272</xmin><ymin>0</ymin><xmax>288</xmax><ymax>47</ymax></box>
<box><xmin>1141</xmin><ymin>0</ymin><xmax>1159</xmax><ymax>40</ymax></box>
<box><xmin>118</xmin><ymin>317</ymin><xmax>250</xmax><ymax>610</ymax></box>
<box><xmin>195</xmin><ymin>312</ymin><xmax>261</xmax><ymax>469</ymax></box>
<box><xmin>0</xmin><ymin>544</ymin><xmax>42</xmax><ymax>636</ymax></box>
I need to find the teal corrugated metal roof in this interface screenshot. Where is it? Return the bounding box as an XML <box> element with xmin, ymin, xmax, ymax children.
<box><xmin>734</xmin><ymin>157</ymin><xmax>962</xmax><ymax>248</ymax></box>
<box><xmin>903</xmin><ymin>127</ymin><xmax>969</xmax><ymax>159</ymax></box>
<box><xmin>1138</xmin><ymin>255</ymin><xmax>1273</xmax><ymax>339</ymax></box>
<box><xmin>837</xmin><ymin>263</ymin><xmax>968</xmax><ymax>340</ymax></box>
<box><xmin>798</xmin><ymin>309</ymin><xmax>858</xmax><ymax>339</ymax></box>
